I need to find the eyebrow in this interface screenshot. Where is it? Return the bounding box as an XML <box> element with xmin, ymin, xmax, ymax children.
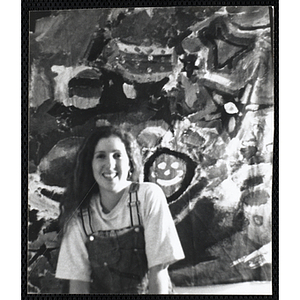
<box><xmin>94</xmin><ymin>150</ymin><xmax>122</xmax><ymax>154</ymax></box>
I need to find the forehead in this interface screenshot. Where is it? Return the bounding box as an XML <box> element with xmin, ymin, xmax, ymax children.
<box><xmin>94</xmin><ymin>135</ymin><xmax>126</xmax><ymax>152</ymax></box>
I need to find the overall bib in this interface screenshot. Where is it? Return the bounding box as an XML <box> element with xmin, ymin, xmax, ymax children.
<box><xmin>79</xmin><ymin>183</ymin><xmax>148</xmax><ymax>294</ymax></box>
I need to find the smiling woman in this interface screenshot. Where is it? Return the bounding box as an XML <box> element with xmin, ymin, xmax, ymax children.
<box><xmin>91</xmin><ymin>136</ymin><xmax>131</xmax><ymax>212</ymax></box>
<box><xmin>56</xmin><ymin>125</ymin><xmax>185</xmax><ymax>294</ymax></box>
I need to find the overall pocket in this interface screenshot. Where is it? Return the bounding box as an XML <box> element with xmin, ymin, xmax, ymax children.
<box><xmin>86</xmin><ymin>234</ymin><xmax>121</xmax><ymax>268</ymax></box>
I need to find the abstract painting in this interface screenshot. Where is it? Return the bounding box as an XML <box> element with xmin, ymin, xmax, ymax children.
<box><xmin>26</xmin><ymin>5</ymin><xmax>277</xmax><ymax>295</ymax></box>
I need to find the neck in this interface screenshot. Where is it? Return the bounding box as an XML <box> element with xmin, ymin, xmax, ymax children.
<box><xmin>99</xmin><ymin>183</ymin><xmax>130</xmax><ymax>213</ymax></box>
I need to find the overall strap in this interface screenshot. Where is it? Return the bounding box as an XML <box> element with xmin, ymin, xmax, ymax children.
<box><xmin>79</xmin><ymin>206</ymin><xmax>95</xmax><ymax>236</ymax></box>
<box><xmin>128</xmin><ymin>182</ymin><xmax>142</xmax><ymax>226</ymax></box>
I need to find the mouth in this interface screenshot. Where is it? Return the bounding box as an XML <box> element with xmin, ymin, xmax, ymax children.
<box><xmin>156</xmin><ymin>170</ymin><xmax>184</xmax><ymax>187</ymax></box>
<box><xmin>102</xmin><ymin>172</ymin><xmax>118</xmax><ymax>180</ymax></box>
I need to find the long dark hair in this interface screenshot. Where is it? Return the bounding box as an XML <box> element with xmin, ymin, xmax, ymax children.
<box><xmin>59</xmin><ymin>125</ymin><xmax>142</xmax><ymax>229</ymax></box>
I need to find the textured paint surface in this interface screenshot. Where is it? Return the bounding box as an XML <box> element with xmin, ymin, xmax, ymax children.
<box><xmin>28</xmin><ymin>6</ymin><xmax>274</xmax><ymax>293</ymax></box>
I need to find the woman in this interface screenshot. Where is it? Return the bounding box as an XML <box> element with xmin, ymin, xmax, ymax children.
<box><xmin>55</xmin><ymin>125</ymin><xmax>185</xmax><ymax>294</ymax></box>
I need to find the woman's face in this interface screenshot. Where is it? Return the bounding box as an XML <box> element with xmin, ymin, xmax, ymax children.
<box><xmin>92</xmin><ymin>135</ymin><xmax>131</xmax><ymax>194</ymax></box>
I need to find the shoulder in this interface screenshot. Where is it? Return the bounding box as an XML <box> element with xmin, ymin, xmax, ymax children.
<box><xmin>138</xmin><ymin>182</ymin><xmax>165</xmax><ymax>196</ymax></box>
<box><xmin>137</xmin><ymin>182</ymin><xmax>167</xmax><ymax>212</ymax></box>
<box><xmin>62</xmin><ymin>211</ymin><xmax>88</xmax><ymax>242</ymax></box>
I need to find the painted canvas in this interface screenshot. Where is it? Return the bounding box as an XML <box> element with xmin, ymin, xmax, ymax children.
<box><xmin>27</xmin><ymin>6</ymin><xmax>275</xmax><ymax>294</ymax></box>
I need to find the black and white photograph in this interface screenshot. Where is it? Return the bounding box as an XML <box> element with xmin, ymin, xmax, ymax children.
<box><xmin>24</xmin><ymin>2</ymin><xmax>278</xmax><ymax>296</ymax></box>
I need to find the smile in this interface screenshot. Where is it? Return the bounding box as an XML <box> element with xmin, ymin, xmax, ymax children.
<box><xmin>156</xmin><ymin>170</ymin><xmax>184</xmax><ymax>186</ymax></box>
<box><xmin>102</xmin><ymin>172</ymin><xmax>118</xmax><ymax>180</ymax></box>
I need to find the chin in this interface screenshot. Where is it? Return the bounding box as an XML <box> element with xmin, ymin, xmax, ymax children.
<box><xmin>101</xmin><ymin>180</ymin><xmax>128</xmax><ymax>192</ymax></box>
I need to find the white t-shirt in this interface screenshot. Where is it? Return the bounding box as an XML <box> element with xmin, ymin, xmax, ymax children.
<box><xmin>55</xmin><ymin>182</ymin><xmax>185</xmax><ymax>282</ymax></box>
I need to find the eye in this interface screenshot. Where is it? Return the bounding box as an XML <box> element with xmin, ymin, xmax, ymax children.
<box><xmin>171</xmin><ymin>162</ymin><xmax>180</xmax><ymax>169</ymax></box>
<box><xmin>158</xmin><ymin>162</ymin><xmax>167</xmax><ymax>170</ymax></box>
<box><xmin>95</xmin><ymin>153</ymin><xmax>106</xmax><ymax>159</ymax></box>
<box><xmin>113</xmin><ymin>152</ymin><xmax>122</xmax><ymax>159</ymax></box>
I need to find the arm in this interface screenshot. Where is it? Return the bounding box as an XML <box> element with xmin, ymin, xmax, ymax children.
<box><xmin>55</xmin><ymin>217</ymin><xmax>92</xmax><ymax>292</ymax></box>
<box><xmin>148</xmin><ymin>264</ymin><xmax>170</xmax><ymax>294</ymax></box>
<box><xmin>142</xmin><ymin>184</ymin><xmax>184</xmax><ymax>293</ymax></box>
<box><xmin>69</xmin><ymin>280</ymin><xmax>90</xmax><ymax>294</ymax></box>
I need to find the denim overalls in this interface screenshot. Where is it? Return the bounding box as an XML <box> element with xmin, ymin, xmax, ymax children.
<box><xmin>79</xmin><ymin>183</ymin><xmax>148</xmax><ymax>294</ymax></box>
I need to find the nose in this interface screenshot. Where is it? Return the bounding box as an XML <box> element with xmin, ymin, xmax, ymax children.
<box><xmin>106</xmin><ymin>155</ymin><xmax>116</xmax><ymax>169</ymax></box>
